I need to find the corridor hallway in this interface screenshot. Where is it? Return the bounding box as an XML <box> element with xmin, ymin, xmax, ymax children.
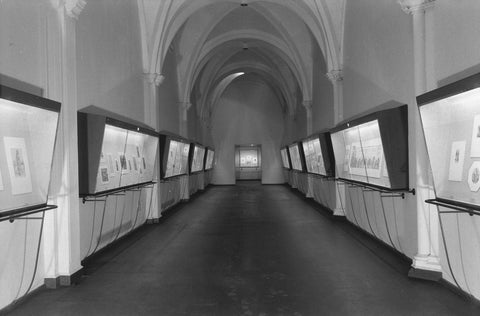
<box><xmin>7</xmin><ymin>182</ymin><xmax>480</xmax><ymax>315</ymax></box>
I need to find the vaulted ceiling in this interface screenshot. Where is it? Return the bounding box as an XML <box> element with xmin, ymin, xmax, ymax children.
<box><xmin>138</xmin><ymin>0</ymin><xmax>345</xmax><ymax>118</ymax></box>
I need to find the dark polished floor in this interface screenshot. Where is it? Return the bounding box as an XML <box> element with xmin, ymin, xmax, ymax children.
<box><xmin>5</xmin><ymin>182</ymin><xmax>480</xmax><ymax>315</ymax></box>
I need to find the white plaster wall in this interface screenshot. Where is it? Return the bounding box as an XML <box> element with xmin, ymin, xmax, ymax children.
<box><xmin>157</xmin><ymin>47</ymin><xmax>180</xmax><ymax>134</ymax></box>
<box><xmin>435</xmin><ymin>0</ymin><xmax>480</xmax><ymax>85</ymax></box>
<box><xmin>211</xmin><ymin>76</ymin><xmax>285</xmax><ymax>185</ymax></box>
<box><xmin>342</xmin><ymin>0</ymin><xmax>417</xmax><ymax>259</ymax></box>
<box><xmin>76</xmin><ymin>0</ymin><xmax>145</xmax><ymax>122</ymax></box>
<box><xmin>343</xmin><ymin>0</ymin><xmax>414</xmax><ymax>118</ymax></box>
<box><xmin>312</xmin><ymin>43</ymin><xmax>334</xmax><ymax>130</ymax></box>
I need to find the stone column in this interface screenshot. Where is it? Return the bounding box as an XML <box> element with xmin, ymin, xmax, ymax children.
<box><xmin>327</xmin><ymin>69</ymin><xmax>345</xmax><ymax>217</ymax></box>
<box><xmin>302</xmin><ymin>100</ymin><xmax>314</xmax><ymax>198</ymax></box>
<box><xmin>179</xmin><ymin>101</ymin><xmax>192</xmax><ymax>138</ymax></box>
<box><xmin>43</xmin><ymin>0</ymin><xmax>86</xmax><ymax>288</ymax></box>
<box><xmin>143</xmin><ymin>72</ymin><xmax>163</xmax><ymax>222</ymax></box>
<box><xmin>178</xmin><ymin>101</ymin><xmax>192</xmax><ymax>201</ymax></box>
<box><xmin>399</xmin><ymin>0</ymin><xmax>441</xmax><ymax>280</ymax></box>
<box><xmin>302</xmin><ymin>100</ymin><xmax>313</xmax><ymax>135</ymax></box>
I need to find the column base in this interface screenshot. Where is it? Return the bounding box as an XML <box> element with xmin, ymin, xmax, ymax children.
<box><xmin>408</xmin><ymin>254</ymin><xmax>442</xmax><ymax>281</ymax></box>
<box><xmin>45</xmin><ymin>267</ymin><xmax>84</xmax><ymax>289</ymax></box>
<box><xmin>333</xmin><ymin>207</ymin><xmax>345</xmax><ymax>217</ymax></box>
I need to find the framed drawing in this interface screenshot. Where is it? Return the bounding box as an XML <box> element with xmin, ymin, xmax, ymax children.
<box><xmin>470</xmin><ymin>114</ymin><xmax>480</xmax><ymax>158</ymax></box>
<box><xmin>4</xmin><ymin>136</ymin><xmax>33</xmax><ymax>195</ymax></box>
<box><xmin>448</xmin><ymin>141</ymin><xmax>466</xmax><ymax>182</ymax></box>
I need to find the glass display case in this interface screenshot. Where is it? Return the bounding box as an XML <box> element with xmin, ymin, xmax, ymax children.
<box><xmin>288</xmin><ymin>142</ymin><xmax>305</xmax><ymax>172</ymax></box>
<box><xmin>204</xmin><ymin>148</ymin><xmax>215</xmax><ymax>170</ymax></box>
<box><xmin>418</xmin><ymin>73</ymin><xmax>480</xmax><ymax>212</ymax></box>
<box><xmin>159</xmin><ymin>132</ymin><xmax>190</xmax><ymax>179</ymax></box>
<box><xmin>331</xmin><ymin>104</ymin><xmax>408</xmax><ymax>190</ymax></box>
<box><xmin>189</xmin><ymin>143</ymin><xmax>206</xmax><ymax>173</ymax></box>
<box><xmin>301</xmin><ymin>132</ymin><xmax>335</xmax><ymax>177</ymax></box>
<box><xmin>280</xmin><ymin>147</ymin><xmax>291</xmax><ymax>169</ymax></box>
<box><xmin>0</xmin><ymin>85</ymin><xmax>60</xmax><ymax>218</ymax></box>
<box><xmin>78</xmin><ymin>107</ymin><xmax>159</xmax><ymax>196</ymax></box>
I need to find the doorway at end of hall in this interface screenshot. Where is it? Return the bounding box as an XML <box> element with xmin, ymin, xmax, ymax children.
<box><xmin>235</xmin><ymin>144</ymin><xmax>261</xmax><ymax>181</ymax></box>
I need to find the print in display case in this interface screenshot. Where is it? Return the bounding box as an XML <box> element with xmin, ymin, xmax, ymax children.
<box><xmin>204</xmin><ymin>148</ymin><xmax>215</xmax><ymax>171</ymax></box>
<box><xmin>418</xmin><ymin>73</ymin><xmax>480</xmax><ymax>214</ymax></box>
<box><xmin>190</xmin><ymin>143</ymin><xmax>206</xmax><ymax>173</ymax></box>
<box><xmin>288</xmin><ymin>142</ymin><xmax>305</xmax><ymax>172</ymax></box>
<box><xmin>301</xmin><ymin>132</ymin><xmax>335</xmax><ymax>177</ymax></box>
<box><xmin>159</xmin><ymin>132</ymin><xmax>190</xmax><ymax>180</ymax></box>
<box><xmin>0</xmin><ymin>85</ymin><xmax>60</xmax><ymax>220</ymax></box>
<box><xmin>330</xmin><ymin>103</ymin><xmax>409</xmax><ymax>191</ymax></box>
<box><xmin>78</xmin><ymin>106</ymin><xmax>159</xmax><ymax>197</ymax></box>
<box><xmin>280</xmin><ymin>147</ymin><xmax>291</xmax><ymax>169</ymax></box>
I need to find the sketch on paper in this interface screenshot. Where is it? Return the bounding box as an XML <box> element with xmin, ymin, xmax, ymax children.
<box><xmin>349</xmin><ymin>139</ymin><xmax>383</xmax><ymax>178</ymax></box>
<box><xmin>448</xmin><ymin>141</ymin><xmax>466</xmax><ymax>182</ymax></box>
<box><xmin>0</xmin><ymin>168</ymin><xmax>4</xmax><ymax>191</ymax></box>
<box><xmin>119</xmin><ymin>153</ymin><xmax>128</xmax><ymax>173</ymax></box>
<box><xmin>4</xmin><ymin>137</ymin><xmax>33</xmax><ymax>195</ymax></box>
<box><xmin>133</xmin><ymin>156</ymin><xmax>138</xmax><ymax>171</ymax></box>
<box><xmin>470</xmin><ymin>115</ymin><xmax>480</xmax><ymax>157</ymax></box>
<box><xmin>343</xmin><ymin>145</ymin><xmax>351</xmax><ymax>173</ymax></box>
<box><xmin>100</xmin><ymin>167</ymin><xmax>109</xmax><ymax>184</ymax></box>
<box><xmin>468</xmin><ymin>162</ymin><xmax>480</xmax><ymax>192</ymax></box>
<box><xmin>107</xmin><ymin>154</ymin><xmax>115</xmax><ymax>175</ymax></box>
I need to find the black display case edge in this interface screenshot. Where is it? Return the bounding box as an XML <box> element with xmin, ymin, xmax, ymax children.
<box><xmin>0</xmin><ymin>84</ymin><xmax>61</xmax><ymax>113</ymax></box>
<box><xmin>330</xmin><ymin>101</ymin><xmax>406</xmax><ymax>133</ymax></box>
<box><xmin>417</xmin><ymin>72</ymin><xmax>480</xmax><ymax>106</ymax></box>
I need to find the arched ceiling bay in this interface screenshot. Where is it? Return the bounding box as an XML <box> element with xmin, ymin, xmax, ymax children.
<box><xmin>137</xmin><ymin>0</ymin><xmax>345</xmax><ymax>119</ymax></box>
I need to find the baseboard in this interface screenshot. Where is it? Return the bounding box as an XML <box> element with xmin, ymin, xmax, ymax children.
<box><xmin>0</xmin><ymin>284</ymin><xmax>46</xmax><ymax>315</ymax></box>
<box><xmin>408</xmin><ymin>267</ymin><xmax>442</xmax><ymax>281</ymax></box>
<box><xmin>439</xmin><ymin>279</ymin><xmax>480</xmax><ymax>306</ymax></box>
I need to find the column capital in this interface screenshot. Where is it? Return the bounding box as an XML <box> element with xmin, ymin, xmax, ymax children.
<box><xmin>144</xmin><ymin>73</ymin><xmax>165</xmax><ymax>86</ymax></box>
<box><xmin>179</xmin><ymin>102</ymin><xmax>192</xmax><ymax>112</ymax></box>
<box><xmin>65</xmin><ymin>0</ymin><xmax>87</xmax><ymax>19</ymax></box>
<box><xmin>398</xmin><ymin>0</ymin><xmax>435</xmax><ymax>14</ymax></box>
<box><xmin>326</xmin><ymin>69</ymin><xmax>343</xmax><ymax>83</ymax></box>
<box><xmin>302</xmin><ymin>100</ymin><xmax>313</xmax><ymax>111</ymax></box>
